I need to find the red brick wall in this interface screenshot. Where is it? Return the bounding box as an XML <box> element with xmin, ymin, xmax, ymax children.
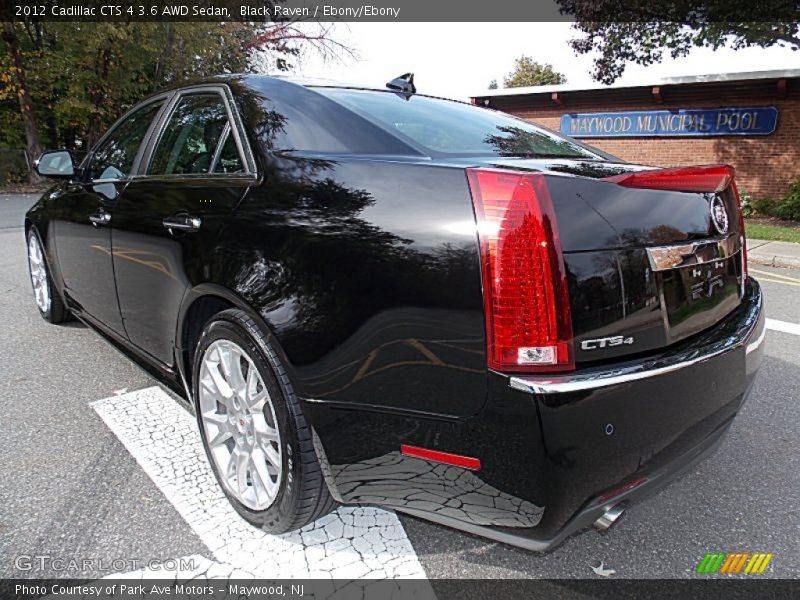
<box><xmin>505</xmin><ymin>98</ymin><xmax>800</xmax><ymax>200</ymax></box>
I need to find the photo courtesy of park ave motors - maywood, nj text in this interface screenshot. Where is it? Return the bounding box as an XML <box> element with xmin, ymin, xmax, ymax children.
<box><xmin>0</xmin><ymin>1</ymin><xmax>799</xmax><ymax>598</ymax></box>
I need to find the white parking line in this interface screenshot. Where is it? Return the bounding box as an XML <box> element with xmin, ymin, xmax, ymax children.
<box><xmin>91</xmin><ymin>386</ymin><xmax>428</xmax><ymax>580</ymax></box>
<box><xmin>766</xmin><ymin>318</ymin><xmax>800</xmax><ymax>337</ymax></box>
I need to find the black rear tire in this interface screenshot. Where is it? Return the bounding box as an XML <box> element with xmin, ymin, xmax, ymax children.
<box><xmin>192</xmin><ymin>308</ymin><xmax>336</xmax><ymax>533</ymax></box>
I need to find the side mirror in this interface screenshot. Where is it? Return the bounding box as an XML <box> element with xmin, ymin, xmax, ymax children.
<box><xmin>35</xmin><ymin>150</ymin><xmax>75</xmax><ymax>178</ymax></box>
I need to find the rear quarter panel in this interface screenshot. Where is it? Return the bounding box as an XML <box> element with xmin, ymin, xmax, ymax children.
<box><xmin>213</xmin><ymin>154</ymin><xmax>488</xmax><ymax>418</ymax></box>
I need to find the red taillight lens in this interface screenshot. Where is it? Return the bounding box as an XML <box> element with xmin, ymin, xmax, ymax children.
<box><xmin>466</xmin><ymin>168</ymin><xmax>573</xmax><ymax>373</ymax></box>
<box><xmin>604</xmin><ymin>165</ymin><xmax>735</xmax><ymax>193</ymax></box>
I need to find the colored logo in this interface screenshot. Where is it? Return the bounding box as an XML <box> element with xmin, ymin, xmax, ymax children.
<box><xmin>696</xmin><ymin>552</ymin><xmax>774</xmax><ymax>575</ymax></box>
<box><xmin>710</xmin><ymin>196</ymin><xmax>730</xmax><ymax>235</ymax></box>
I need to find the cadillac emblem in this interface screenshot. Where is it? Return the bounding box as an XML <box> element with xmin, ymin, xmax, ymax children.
<box><xmin>710</xmin><ymin>197</ymin><xmax>729</xmax><ymax>235</ymax></box>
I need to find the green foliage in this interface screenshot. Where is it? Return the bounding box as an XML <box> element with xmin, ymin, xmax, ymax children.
<box><xmin>488</xmin><ymin>79</ymin><xmax>498</xmax><ymax>89</ymax></box>
<box><xmin>503</xmin><ymin>56</ymin><xmax>566</xmax><ymax>88</ymax></box>
<box><xmin>741</xmin><ymin>179</ymin><xmax>800</xmax><ymax>222</ymax></box>
<box><xmin>745</xmin><ymin>222</ymin><xmax>800</xmax><ymax>244</ymax></box>
<box><xmin>1</xmin><ymin>21</ymin><xmax>316</xmax><ymax>153</ymax></box>
<box><xmin>750</xmin><ymin>196</ymin><xmax>779</xmax><ymax>218</ymax></box>
<box><xmin>738</xmin><ymin>189</ymin><xmax>754</xmax><ymax>217</ymax></box>
<box><xmin>775</xmin><ymin>178</ymin><xmax>800</xmax><ymax>221</ymax></box>
<box><xmin>0</xmin><ymin>148</ymin><xmax>28</xmax><ymax>184</ymax></box>
<box><xmin>558</xmin><ymin>1</ymin><xmax>800</xmax><ymax>83</ymax></box>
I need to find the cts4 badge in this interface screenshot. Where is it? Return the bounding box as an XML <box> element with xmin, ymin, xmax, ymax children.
<box><xmin>580</xmin><ymin>335</ymin><xmax>635</xmax><ymax>351</ymax></box>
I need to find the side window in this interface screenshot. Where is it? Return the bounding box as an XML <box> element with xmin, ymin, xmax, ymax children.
<box><xmin>149</xmin><ymin>93</ymin><xmax>243</xmax><ymax>175</ymax></box>
<box><xmin>89</xmin><ymin>100</ymin><xmax>163</xmax><ymax>180</ymax></box>
<box><xmin>213</xmin><ymin>131</ymin><xmax>245</xmax><ymax>174</ymax></box>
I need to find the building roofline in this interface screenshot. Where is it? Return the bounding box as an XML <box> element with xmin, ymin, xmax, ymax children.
<box><xmin>471</xmin><ymin>69</ymin><xmax>800</xmax><ymax>99</ymax></box>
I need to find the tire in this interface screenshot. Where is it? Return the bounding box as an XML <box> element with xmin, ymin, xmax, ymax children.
<box><xmin>26</xmin><ymin>229</ymin><xmax>69</xmax><ymax>324</ymax></box>
<box><xmin>192</xmin><ymin>308</ymin><xmax>336</xmax><ymax>533</ymax></box>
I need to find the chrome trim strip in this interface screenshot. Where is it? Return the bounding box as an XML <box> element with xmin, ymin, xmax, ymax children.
<box><xmin>510</xmin><ymin>282</ymin><xmax>762</xmax><ymax>395</ymax></box>
<box><xmin>646</xmin><ymin>235</ymin><xmax>740</xmax><ymax>272</ymax></box>
<box><xmin>510</xmin><ymin>348</ymin><xmax>729</xmax><ymax>394</ymax></box>
<box><xmin>209</xmin><ymin>122</ymin><xmax>231</xmax><ymax>173</ymax></box>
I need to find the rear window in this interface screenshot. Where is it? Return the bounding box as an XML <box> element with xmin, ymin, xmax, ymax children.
<box><xmin>315</xmin><ymin>88</ymin><xmax>595</xmax><ymax>159</ymax></box>
<box><xmin>246</xmin><ymin>79</ymin><xmax>417</xmax><ymax>156</ymax></box>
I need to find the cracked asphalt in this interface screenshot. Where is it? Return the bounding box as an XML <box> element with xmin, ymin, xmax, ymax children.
<box><xmin>1</xmin><ymin>193</ymin><xmax>798</xmax><ymax>580</ymax></box>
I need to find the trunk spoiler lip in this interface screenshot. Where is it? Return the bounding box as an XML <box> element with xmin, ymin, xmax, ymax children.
<box><xmin>602</xmin><ymin>164</ymin><xmax>735</xmax><ymax>194</ymax></box>
<box><xmin>507</xmin><ymin>279</ymin><xmax>762</xmax><ymax>395</ymax></box>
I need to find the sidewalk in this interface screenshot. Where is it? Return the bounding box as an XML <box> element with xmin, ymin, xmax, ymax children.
<box><xmin>747</xmin><ymin>238</ymin><xmax>800</xmax><ymax>269</ymax></box>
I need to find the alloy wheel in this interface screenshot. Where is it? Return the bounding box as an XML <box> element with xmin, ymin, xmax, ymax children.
<box><xmin>198</xmin><ymin>339</ymin><xmax>282</xmax><ymax>510</ymax></box>
<box><xmin>28</xmin><ymin>235</ymin><xmax>51</xmax><ymax>314</ymax></box>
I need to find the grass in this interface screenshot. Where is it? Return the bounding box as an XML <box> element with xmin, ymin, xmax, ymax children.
<box><xmin>746</xmin><ymin>219</ymin><xmax>800</xmax><ymax>244</ymax></box>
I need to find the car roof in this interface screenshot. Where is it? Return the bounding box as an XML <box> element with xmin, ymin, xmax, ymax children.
<box><xmin>131</xmin><ymin>73</ymin><xmax>473</xmax><ymax>111</ymax></box>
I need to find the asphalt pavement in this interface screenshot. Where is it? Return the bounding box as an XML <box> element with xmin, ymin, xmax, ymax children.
<box><xmin>1</xmin><ymin>193</ymin><xmax>798</xmax><ymax>580</ymax></box>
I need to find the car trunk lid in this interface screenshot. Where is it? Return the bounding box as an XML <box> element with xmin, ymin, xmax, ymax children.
<box><xmin>468</xmin><ymin>159</ymin><xmax>747</xmax><ymax>368</ymax></box>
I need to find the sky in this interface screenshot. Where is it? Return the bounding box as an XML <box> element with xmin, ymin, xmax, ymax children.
<box><xmin>286</xmin><ymin>22</ymin><xmax>800</xmax><ymax>100</ymax></box>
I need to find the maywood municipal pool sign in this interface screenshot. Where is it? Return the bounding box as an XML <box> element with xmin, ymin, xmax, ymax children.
<box><xmin>560</xmin><ymin>107</ymin><xmax>778</xmax><ymax>138</ymax></box>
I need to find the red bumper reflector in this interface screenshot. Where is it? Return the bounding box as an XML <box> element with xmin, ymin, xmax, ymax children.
<box><xmin>400</xmin><ymin>444</ymin><xmax>481</xmax><ymax>471</ymax></box>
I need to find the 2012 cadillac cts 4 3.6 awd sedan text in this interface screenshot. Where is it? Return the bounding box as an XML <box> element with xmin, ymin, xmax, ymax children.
<box><xmin>26</xmin><ymin>75</ymin><xmax>765</xmax><ymax>551</ymax></box>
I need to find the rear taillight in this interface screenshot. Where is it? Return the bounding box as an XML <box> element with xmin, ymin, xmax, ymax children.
<box><xmin>733</xmin><ymin>181</ymin><xmax>749</xmax><ymax>284</ymax></box>
<box><xmin>466</xmin><ymin>168</ymin><xmax>573</xmax><ymax>373</ymax></box>
<box><xmin>603</xmin><ymin>164</ymin><xmax>734</xmax><ymax>193</ymax></box>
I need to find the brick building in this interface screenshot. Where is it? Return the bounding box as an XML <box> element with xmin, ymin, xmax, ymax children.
<box><xmin>471</xmin><ymin>70</ymin><xmax>800</xmax><ymax>199</ymax></box>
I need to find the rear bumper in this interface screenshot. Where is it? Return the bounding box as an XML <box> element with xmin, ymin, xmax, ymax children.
<box><xmin>395</xmin><ymin>409</ymin><xmax>735</xmax><ymax>552</ymax></box>
<box><xmin>402</xmin><ymin>278</ymin><xmax>764</xmax><ymax>551</ymax></box>
<box><xmin>310</xmin><ymin>279</ymin><xmax>764</xmax><ymax>552</ymax></box>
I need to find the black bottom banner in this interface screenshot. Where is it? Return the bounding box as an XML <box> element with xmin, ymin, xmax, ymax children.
<box><xmin>2</xmin><ymin>579</ymin><xmax>798</xmax><ymax>600</ymax></box>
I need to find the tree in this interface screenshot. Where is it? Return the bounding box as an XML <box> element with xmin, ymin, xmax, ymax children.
<box><xmin>503</xmin><ymin>56</ymin><xmax>566</xmax><ymax>88</ymax></box>
<box><xmin>0</xmin><ymin>20</ymin><xmax>352</xmax><ymax>183</ymax></box>
<box><xmin>488</xmin><ymin>79</ymin><xmax>498</xmax><ymax>89</ymax></box>
<box><xmin>1</xmin><ymin>21</ymin><xmax>42</xmax><ymax>183</ymax></box>
<box><xmin>559</xmin><ymin>0</ymin><xmax>800</xmax><ymax>84</ymax></box>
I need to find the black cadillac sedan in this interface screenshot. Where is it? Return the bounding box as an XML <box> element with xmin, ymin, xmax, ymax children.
<box><xmin>25</xmin><ymin>75</ymin><xmax>764</xmax><ymax>551</ymax></box>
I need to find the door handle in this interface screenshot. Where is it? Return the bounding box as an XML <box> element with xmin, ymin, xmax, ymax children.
<box><xmin>162</xmin><ymin>213</ymin><xmax>202</xmax><ymax>233</ymax></box>
<box><xmin>89</xmin><ymin>210</ymin><xmax>111</xmax><ymax>226</ymax></box>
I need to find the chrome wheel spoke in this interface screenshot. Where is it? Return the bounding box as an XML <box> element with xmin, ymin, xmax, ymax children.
<box><xmin>220</xmin><ymin>344</ymin><xmax>246</xmax><ymax>391</ymax></box>
<box><xmin>248</xmin><ymin>389</ymin><xmax>267</xmax><ymax>412</ymax></box>
<box><xmin>208</xmin><ymin>425</ymin><xmax>233</xmax><ymax>448</ymax></box>
<box><xmin>234</xmin><ymin>447</ymin><xmax>250</xmax><ymax>496</ymax></box>
<box><xmin>263</xmin><ymin>444</ymin><xmax>281</xmax><ymax>471</ymax></box>
<box><xmin>254</xmin><ymin>418</ymin><xmax>279</xmax><ymax>443</ymax></box>
<box><xmin>250</xmin><ymin>448</ymin><xmax>278</xmax><ymax>499</ymax></box>
<box><xmin>207</xmin><ymin>361</ymin><xmax>234</xmax><ymax>400</ymax></box>
<box><xmin>202</xmin><ymin>410</ymin><xmax>228</xmax><ymax>426</ymax></box>
<box><xmin>245</xmin><ymin>365</ymin><xmax>265</xmax><ymax>410</ymax></box>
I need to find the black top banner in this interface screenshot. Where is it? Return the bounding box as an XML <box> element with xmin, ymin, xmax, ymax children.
<box><xmin>5</xmin><ymin>0</ymin><xmax>800</xmax><ymax>22</ymax></box>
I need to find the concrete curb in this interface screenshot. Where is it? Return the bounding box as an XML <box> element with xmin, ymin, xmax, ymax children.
<box><xmin>748</xmin><ymin>253</ymin><xmax>800</xmax><ymax>269</ymax></box>
<box><xmin>747</xmin><ymin>238</ymin><xmax>800</xmax><ymax>269</ymax></box>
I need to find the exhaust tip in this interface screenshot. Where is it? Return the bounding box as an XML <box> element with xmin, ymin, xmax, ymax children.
<box><xmin>594</xmin><ymin>504</ymin><xmax>626</xmax><ymax>531</ymax></box>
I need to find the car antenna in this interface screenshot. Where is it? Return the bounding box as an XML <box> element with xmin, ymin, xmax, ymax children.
<box><xmin>386</xmin><ymin>73</ymin><xmax>416</xmax><ymax>100</ymax></box>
